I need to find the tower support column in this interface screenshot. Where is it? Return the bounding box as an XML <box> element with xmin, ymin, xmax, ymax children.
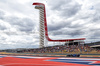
<box><xmin>35</xmin><ymin>5</ymin><xmax>45</xmax><ymax>48</ymax></box>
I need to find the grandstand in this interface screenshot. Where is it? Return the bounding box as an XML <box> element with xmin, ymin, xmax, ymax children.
<box><xmin>85</xmin><ymin>41</ymin><xmax>100</xmax><ymax>53</ymax></box>
<box><xmin>1</xmin><ymin>41</ymin><xmax>100</xmax><ymax>55</ymax></box>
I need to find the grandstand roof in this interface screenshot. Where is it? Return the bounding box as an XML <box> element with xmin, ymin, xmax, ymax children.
<box><xmin>90</xmin><ymin>45</ymin><xmax>100</xmax><ymax>47</ymax></box>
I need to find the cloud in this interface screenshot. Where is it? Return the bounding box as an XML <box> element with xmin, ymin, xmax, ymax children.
<box><xmin>0</xmin><ymin>10</ymin><xmax>5</xmax><ymax>19</ymax></box>
<box><xmin>0</xmin><ymin>22</ymin><xmax>7</xmax><ymax>30</ymax></box>
<box><xmin>0</xmin><ymin>9</ymin><xmax>35</xmax><ymax>32</ymax></box>
<box><xmin>0</xmin><ymin>4</ymin><xmax>38</xmax><ymax>49</ymax></box>
<box><xmin>48</xmin><ymin>0</ymin><xmax>81</xmax><ymax>18</ymax></box>
<box><xmin>5</xmin><ymin>17</ymin><xmax>35</xmax><ymax>32</ymax></box>
<box><xmin>48</xmin><ymin>20</ymin><xmax>71</xmax><ymax>31</ymax></box>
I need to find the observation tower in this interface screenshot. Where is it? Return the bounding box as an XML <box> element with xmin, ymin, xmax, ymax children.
<box><xmin>33</xmin><ymin>3</ymin><xmax>86</xmax><ymax>48</ymax></box>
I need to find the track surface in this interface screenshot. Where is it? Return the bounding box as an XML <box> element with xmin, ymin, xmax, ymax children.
<box><xmin>0</xmin><ymin>55</ymin><xmax>100</xmax><ymax>66</ymax></box>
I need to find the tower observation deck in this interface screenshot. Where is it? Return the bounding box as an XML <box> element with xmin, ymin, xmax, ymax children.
<box><xmin>33</xmin><ymin>3</ymin><xmax>85</xmax><ymax>48</ymax></box>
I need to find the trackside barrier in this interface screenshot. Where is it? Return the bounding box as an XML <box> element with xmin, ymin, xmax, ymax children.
<box><xmin>0</xmin><ymin>52</ymin><xmax>100</xmax><ymax>57</ymax></box>
<box><xmin>80</xmin><ymin>55</ymin><xmax>100</xmax><ymax>57</ymax></box>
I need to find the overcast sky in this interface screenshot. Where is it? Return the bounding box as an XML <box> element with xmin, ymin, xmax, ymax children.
<box><xmin>0</xmin><ymin>0</ymin><xmax>100</xmax><ymax>49</ymax></box>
